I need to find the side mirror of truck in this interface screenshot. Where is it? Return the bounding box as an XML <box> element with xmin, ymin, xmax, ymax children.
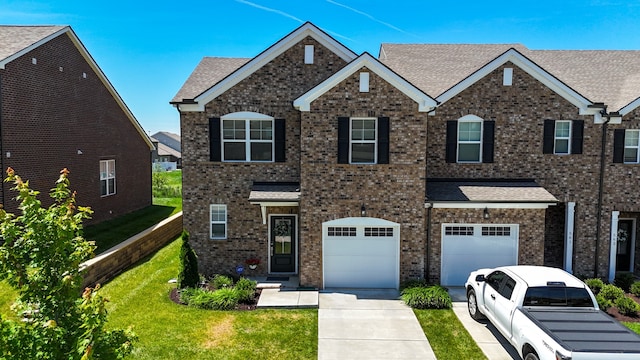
<box><xmin>475</xmin><ymin>274</ymin><xmax>486</xmax><ymax>282</ymax></box>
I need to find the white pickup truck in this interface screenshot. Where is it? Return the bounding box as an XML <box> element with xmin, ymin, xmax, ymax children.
<box><xmin>465</xmin><ymin>265</ymin><xmax>640</xmax><ymax>360</ymax></box>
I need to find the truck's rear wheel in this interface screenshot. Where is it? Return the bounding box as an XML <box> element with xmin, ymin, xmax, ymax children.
<box><xmin>524</xmin><ymin>352</ymin><xmax>539</xmax><ymax>360</ymax></box>
<box><xmin>467</xmin><ymin>288</ymin><xmax>484</xmax><ymax>320</ymax></box>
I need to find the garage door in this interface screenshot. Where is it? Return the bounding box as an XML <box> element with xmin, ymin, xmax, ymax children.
<box><xmin>441</xmin><ymin>224</ymin><xmax>518</xmax><ymax>286</ymax></box>
<box><xmin>323</xmin><ymin>218</ymin><xmax>399</xmax><ymax>289</ymax></box>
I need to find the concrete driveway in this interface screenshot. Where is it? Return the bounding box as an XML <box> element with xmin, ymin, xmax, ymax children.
<box><xmin>318</xmin><ymin>289</ymin><xmax>436</xmax><ymax>360</ymax></box>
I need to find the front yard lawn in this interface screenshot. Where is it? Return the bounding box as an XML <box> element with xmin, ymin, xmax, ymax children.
<box><xmin>100</xmin><ymin>237</ymin><xmax>318</xmax><ymax>359</ymax></box>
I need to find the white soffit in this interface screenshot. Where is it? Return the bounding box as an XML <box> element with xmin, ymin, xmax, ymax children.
<box><xmin>436</xmin><ymin>49</ymin><xmax>593</xmax><ymax>115</ymax></box>
<box><xmin>191</xmin><ymin>22</ymin><xmax>357</xmax><ymax>111</ymax></box>
<box><xmin>294</xmin><ymin>52</ymin><xmax>438</xmax><ymax>112</ymax></box>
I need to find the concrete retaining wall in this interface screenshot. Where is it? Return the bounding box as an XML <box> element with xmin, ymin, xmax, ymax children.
<box><xmin>81</xmin><ymin>212</ymin><xmax>183</xmax><ymax>288</ymax></box>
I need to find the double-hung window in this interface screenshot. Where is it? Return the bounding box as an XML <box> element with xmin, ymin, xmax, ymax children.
<box><xmin>457</xmin><ymin>118</ymin><xmax>482</xmax><ymax>162</ymax></box>
<box><xmin>624</xmin><ymin>129</ymin><xmax>640</xmax><ymax>163</ymax></box>
<box><xmin>210</xmin><ymin>204</ymin><xmax>227</xmax><ymax>239</ymax></box>
<box><xmin>100</xmin><ymin>160</ymin><xmax>116</xmax><ymax>196</ymax></box>
<box><xmin>221</xmin><ymin>113</ymin><xmax>274</xmax><ymax>162</ymax></box>
<box><xmin>554</xmin><ymin>120</ymin><xmax>571</xmax><ymax>154</ymax></box>
<box><xmin>350</xmin><ymin>118</ymin><xmax>377</xmax><ymax>164</ymax></box>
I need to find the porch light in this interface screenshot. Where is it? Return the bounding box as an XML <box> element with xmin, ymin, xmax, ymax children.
<box><xmin>361</xmin><ymin>204</ymin><xmax>366</xmax><ymax>217</ymax></box>
<box><xmin>483</xmin><ymin>207</ymin><xmax>490</xmax><ymax>219</ymax></box>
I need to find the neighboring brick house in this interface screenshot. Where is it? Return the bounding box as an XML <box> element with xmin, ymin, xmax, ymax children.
<box><xmin>172</xmin><ymin>22</ymin><xmax>640</xmax><ymax>288</ymax></box>
<box><xmin>151</xmin><ymin>131</ymin><xmax>182</xmax><ymax>170</ymax></box>
<box><xmin>0</xmin><ymin>26</ymin><xmax>154</xmax><ymax>224</ymax></box>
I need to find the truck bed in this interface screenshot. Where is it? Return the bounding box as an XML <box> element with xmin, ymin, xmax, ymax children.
<box><xmin>521</xmin><ymin>308</ymin><xmax>640</xmax><ymax>353</ymax></box>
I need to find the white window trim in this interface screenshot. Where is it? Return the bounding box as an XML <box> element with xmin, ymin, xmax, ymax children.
<box><xmin>457</xmin><ymin>115</ymin><xmax>483</xmax><ymax>163</ymax></box>
<box><xmin>221</xmin><ymin>112</ymin><xmax>275</xmax><ymax>162</ymax></box>
<box><xmin>554</xmin><ymin>120</ymin><xmax>572</xmax><ymax>155</ymax></box>
<box><xmin>624</xmin><ymin>129</ymin><xmax>640</xmax><ymax>164</ymax></box>
<box><xmin>100</xmin><ymin>159</ymin><xmax>116</xmax><ymax>197</ymax></box>
<box><xmin>210</xmin><ymin>204</ymin><xmax>227</xmax><ymax>239</ymax></box>
<box><xmin>349</xmin><ymin>117</ymin><xmax>377</xmax><ymax>164</ymax></box>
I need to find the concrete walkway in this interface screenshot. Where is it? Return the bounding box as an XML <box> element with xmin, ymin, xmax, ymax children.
<box><xmin>318</xmin><ymin>289</ymin><xmax>436</xmax><ymax>360</ymax></box>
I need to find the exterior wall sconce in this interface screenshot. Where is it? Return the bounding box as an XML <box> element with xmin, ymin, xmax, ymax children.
<box><xmin>483</xmin><ymin>207</ymin><xmax>490</xmax><ymax>219</ymax></box>
<box><xmin>361</xmin><ymin>204</ymin><xmax>366</xmax><ymax>217</ymax></box>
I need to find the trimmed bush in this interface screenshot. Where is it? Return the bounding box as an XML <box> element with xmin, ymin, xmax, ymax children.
<box><xmin>584</xmin><ymin>278</ymin><xmax>605</xmax><ymax>295</ymax></box>
<box><xmin>596</xmin><ymin>293</ymin><xmax>613</xmax><ymax>311</ymax></box>
<box><xmin>400</xmin><ymin>279</ymin><xmax>429</xmax><ymax>291</ymax></box>
<box><xmin>616</xmin><ymin>296</ymin><xmax>640</xmax><ymax>316</ymax></box>
<box><xmin>177</xmin><ymin>230</ymin><xmax>200</xmax><ymax>289</ymax></box>
<box><xmin>401</xmin><ymin>285</ymin><xmax>452</xmax><ymax>309</ymax></box>
<box><xmin>235</xmin><ymin>277</ymin><xmax>257</xmax><ymax>291</ymax></box>
<box><xmin>600</xmin><ymin>284</ymin><xmax>625</xmax><ymax>302</ymax></box>
<box><xmin>212</xmin><ymin>274</ymin><xmax>233</xmax><ymax>289</ymax></box>
<box><xmin>614</xmin><ymin>272</ymin><xmax>636</xmax><ymax>293</ymax></box>
<box><xmin>631</xmin><ymin>281</ymin><xmax>640</xmax><ymax>297</ymax></box>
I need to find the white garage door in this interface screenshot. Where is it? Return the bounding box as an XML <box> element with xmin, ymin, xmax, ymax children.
<box><xmin>323</xmin><ymin>218</ymin><xmax>399</xmax><ymax>289</ymax></box>
<box><xmin>441</xmin><ymin>224</ymin><xmax>518</xmax><ymax>286</ymax></box>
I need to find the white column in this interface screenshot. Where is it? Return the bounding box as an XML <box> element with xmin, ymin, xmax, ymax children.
<box><xmin>608</xmin><ymin>211</ymin><xmax>620</xmax><ymax>283</ymax></box>
<box><xmin>564</xmin><ymin>202</ymin><xmax>575</xmax><ymax>273</ymax></box>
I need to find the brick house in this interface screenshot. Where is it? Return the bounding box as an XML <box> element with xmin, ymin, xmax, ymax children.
<box><xmin>0</xmin><ymin>26</ymin><xmax>153</xmax><ymax>224</ymax></box>
<box><xmin>172</xmin><ymin>22</ymin><xmax>640</xmax><ymax>288</ymax></box>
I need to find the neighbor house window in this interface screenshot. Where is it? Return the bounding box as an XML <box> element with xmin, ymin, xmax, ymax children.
<box><xmin>458</xmin><ymin>118</ymin><xmax>482</xmax><ymax>162</ymax></box>
<box><xmin>624</xmin><ymin>130</ymin><xmax>640</xmax><ymax>163</ymax></box>
<box><xmin>351</xmin><ymin>118</ymin><xmax>377</xmax><ymax>164</ymax></box>
<box><xmin>221</xmin><ymin>114</ymin><xmax>274</xmax><ymax>162</ymax></box>
<box><xmin>100</xmin><ymin>160</ymin><xmax>116</xmax><ymax>196</ymax></box>
<box><xmin>554</xmin><ymin>120</ymin><xmax>571</xmax><ymax>154</ymax></box>
<box><xmin>210</xmin><ymin>204</ymin><xmax>227</xmax><ymax>239</ymax></box>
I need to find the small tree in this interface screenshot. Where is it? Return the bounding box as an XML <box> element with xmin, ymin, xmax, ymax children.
<box><xmin>0</xmin><ymin>168</ymin><xmax>135</xmax><ymax>359</ymax></box>
<box><xmin>177</xmin><ymin>229</ymin><xmax>200</xmax><ymax>289</ymax></box>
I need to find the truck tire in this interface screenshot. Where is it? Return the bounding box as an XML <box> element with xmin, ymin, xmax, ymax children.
<box><xmin>524</xmin><ymin>353</ymin><xmax>539</xmax><ymax>360</ymax></box>
<box><xmin>467</xmin><ymin>288</ymin><xmax>484</xmax><ymax>320</ymax></box>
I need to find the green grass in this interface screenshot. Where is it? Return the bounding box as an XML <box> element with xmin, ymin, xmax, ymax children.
<box><xmin>100</xmin><ymin>237</ymin><xmax>318</xmax><ymax>359</ymax></box>
<box><xmin>414</xmin><ymin>309</ymin><xmax>487</xmax><ymax>360</ymax></box>
<box><xmin>624</xmin><ymin>322</ymin><xmax>640</xmax><ymax>334</ymax></box>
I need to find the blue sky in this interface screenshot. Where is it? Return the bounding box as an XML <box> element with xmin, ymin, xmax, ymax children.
<box><xmin>3</xmin><ymin>0</ymin><xmax>640</xmax><ymax>136</ymax></box>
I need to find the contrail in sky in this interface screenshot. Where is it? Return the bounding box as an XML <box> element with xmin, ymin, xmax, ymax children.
<box><xmin>326</xmin><ymin>0</ymin><xmax>418</xmax><ymax>37</ymax></box>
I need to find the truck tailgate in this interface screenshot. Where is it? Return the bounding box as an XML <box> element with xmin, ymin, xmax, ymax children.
<box><xmin>522</xmin><ymin>308</ymin><xmax>640</xmax><ymax>353</ymax></box>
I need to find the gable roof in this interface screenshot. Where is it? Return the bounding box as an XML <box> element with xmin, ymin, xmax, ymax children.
<box><xmin>0</xmin><ymin>26</ymin><xmax>154</xmax><ymax>149</ymax></box>
<box><xmin>294</xmin><ymin>52</ymin><xmax>437</xmax><ymax>112</ymax></box>
<box><xmin>380</xmin><ymin>43</ymin><xmax>640</xmax><ymax>115</ymax></box>
<box><xmin>173</xmin><ymin>22</ymin><xmax>357</xmax><ymax>111</ymax></box>
<box><xmin>171</xmin><ymin>57</ymin><xmax>249</xmax><ymax>103</ymax></box>
<box><xmin>151</xmin><ymin>139</ymin><xmax>181</xmax><ymax>158</ymax></box>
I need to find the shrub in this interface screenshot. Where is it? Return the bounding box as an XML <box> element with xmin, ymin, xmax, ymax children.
<box><xmin>209</xmin><ymin>288</ymin><xmax>240</xmax><ymax>310</ymax></box>
<box><xmin>400</xmin><ymin>279</ymin><xmax>429</xmax><ymax>291</ymax></box>
<box><xmin>177</xmin><ymin>230</ymin><xmax>200</xmax><ymax>289</ymax></box>
<box><xmin>188</xmin><ymin>289</ymin><xmax>217</xmax><ymax>309</ymax></box>
<box><xmin>596</xmin><ymin>293</ymin><xmax>613</xmax><ymax>311</ymax></box>
<box><xmin>236</xmin><ymin>277</ymin><xmax>257</xmax><ymax>291</ymax></box>
<box><xmin>614</xmin><ymin>272</ymin><xmax>636</xmax><ymax>293</ymax></box>
<box><xmin>584</xmin><ymin>278</ymin><xmax>605</xmax><ymax>295</ymax></box>
<box><xmin>212</xmin><ymin>274</ymin><xmax>233</xmax><ymax>289</ymax></box>
<box><xmin>600</xmin><ymin>284</ymin><xmax>625</xmax><ymax>302</ymax></box>
<box><xmin>631</xmin><ymin>281</ymin><xmax>640</xmax><ymax>297</ymax></box>
<box><xmin>179</xmin><ymin>287</ymin><xmax>201</xmax><ymax>305</ymax></box>
<box><xmin>401</xmin><ymin>285</ymin><xmax>452</xmax><ymax>309</ymax></box>
<box><xmin>616</xmin><ymin>296</ymin><xmax>640</xmax><ymax>317</ymax></box>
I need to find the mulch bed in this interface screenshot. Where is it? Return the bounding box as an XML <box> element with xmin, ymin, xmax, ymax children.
<box><xmin>607</xmin><ymin>293</ymin><xmax>640</xmax><ymax>323</ymax></box>
<box><xmin>169</xmin><ymin>287</ymin><xmax>262</xmax><ymax>311</ymax></box>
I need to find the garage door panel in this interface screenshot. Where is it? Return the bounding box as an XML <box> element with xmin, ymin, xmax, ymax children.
<box><xmin>324</xmin><ymin>238</ymin><xmax>396</xmax><ymax>256</ymax></box>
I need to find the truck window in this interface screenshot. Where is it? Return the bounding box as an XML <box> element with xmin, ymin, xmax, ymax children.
<box><xmin>486</xmin><ymin>271</ymin><xmax>505</xmax><ymax>291</ymax></box>
<box><xmin>499</xmin><ymin>277</ymin><xmax>516</xmax><ymax>300</ymax></box>
<box><xmin>523</xmin><ymin>287</ymin><xmax>594</xmax><ymax>307</ymax></box>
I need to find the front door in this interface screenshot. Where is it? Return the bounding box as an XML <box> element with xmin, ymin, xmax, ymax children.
<box><xmin>270</xmin><ymin>215</ymin><xmax>296</xmax><ymax>273</ymax></box>
<box><xmin>616</xmin><ymin>219</ymin><xmax>635</xmax><ymax>272</ymax></box>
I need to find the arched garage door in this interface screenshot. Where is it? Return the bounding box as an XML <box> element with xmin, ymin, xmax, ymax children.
<box><xmin>323</xmin><ymin>217</ymin><xmax>400</xmax><ymax>289</ymax></box>
<box><xmin>441</xmin><ymin>224</ymin><xmax>518</xmax><ymax>286</ymax></box>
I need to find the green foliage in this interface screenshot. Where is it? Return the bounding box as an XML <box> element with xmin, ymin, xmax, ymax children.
<box><xmin>0</xmin><ymin>168</ymin><xmax>135</xmax><ymax>359</ymax></box>
<box><xmin>401</xmin><ymin>285</ymin><xmax>452</xmax><ymax>309</ymax></box>
<box><xmin>186</xmin><ymin>288</ymin><xmax>240</xmax><ymax>310</ymax></box>
<box><xmin>596</xmin><ymin>293</ymin><xmax>613</xmax><ymax>310</ymax></box>
<box><xmin>600</xmin><ymin>284</ymin><xmax>626</xmax><ymax>302</ymax></box>
<box><xmin>235</xmin><ymin>277</ymin><xmax>257</xmax><ymax>303</ymax></box>
<box><xmin>212</xmin><ymin>274</ymin><xmax>233</xmax><ymax>289</ymax></box>
<box><xmin>235</xmin><ymin>277</ymin><xmax>257</xmax><ymax>292</ymax></box>
<box><xmin>584</xmin><ymin>278</ymin><xmax>605</xmax><ymax>295</ymax></box>
<box><xmin>178</xmin><ymin>287</ymin><xmax>199</xmax><ymax>305</ymax></box>
<box><xmin>152</xmin><ymin>169</ymin><xmax>182</xmax><ymax>198</ymax></box>
<box><xmin>400</xmin><ymin>278</ymin><xmax>429</xmax><ymax>291</ymax></box>
<box><xmin>177</xmin><ymin>230</ymin><xmax>199</xmax><ymax>289</ymax></box>
<box><xmin>616</xmin><ymin>296</ymin><xmax>640</xmax><ymax>317</ymax></box>
<box><xmin>631</xmin><ymin>282</ymin><xmax>640</xmax><ymax>297</ymax></box>
<box><xmin>615</xmin><ymin>273</ymin><xmax>636</xmax><ymax>293</ymax></box>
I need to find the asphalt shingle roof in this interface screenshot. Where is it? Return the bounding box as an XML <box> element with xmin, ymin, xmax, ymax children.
<box><xmin>249</xmin><ymin>182</ymin><xmax>301</xmax><ymax>202</ymax></box>
<box><xmin>172</xmin><ymin>57</ymin><xmax>249</xmax><ymax>102</ymax></box>
<box><xmin>0</xmin><ymin>25</ymin><xmax>66</xmax><ymax>63</ymax></box>
<box><xmin>426</xmin><ymin>180</ymin><xmax>558</xmax><ymax>203</ymax></box>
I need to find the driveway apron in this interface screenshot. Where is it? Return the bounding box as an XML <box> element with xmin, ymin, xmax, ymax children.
<box><xmin>318</xmin><ymin>289</ymin><xmax>436</xmax><ymax>360</ymax></box>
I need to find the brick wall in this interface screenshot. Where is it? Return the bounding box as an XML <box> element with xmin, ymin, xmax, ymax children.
<box><xmin>0</xmin><ymin>32</ymin><xmax>151</xmax><ymax>224</ymax></box>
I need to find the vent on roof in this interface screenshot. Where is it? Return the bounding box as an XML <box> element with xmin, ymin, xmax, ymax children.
<box><xmin>503</xmin><ymin>68</ymin><xmax>513</xmax><ymax>86</ymax></box>
<box><xmin>360</xmin><ymin>72</ymin><xmax>370</xmax><ymax>92</ymax></box>
<box><xmin>304</xmin><ymin>45</ymin><xmax>314</xmax><ymax>64</ymax></box>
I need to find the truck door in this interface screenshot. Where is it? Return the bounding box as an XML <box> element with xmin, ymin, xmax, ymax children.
<box><xmin>493</xmin><ymin>276</ymin><xmax>517</xmax><ymax>338</ymax></box>
<box><xmin>483</xmin><ymin>271</ymin><xmax>505</xmax><ymax>322</ymax></box>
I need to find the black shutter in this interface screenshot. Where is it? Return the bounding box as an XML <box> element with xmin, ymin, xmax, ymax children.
<box><xmin>274</xmin><ymin>118</ymin><xmax>286</xmax><ymax>162</ymax></box>
<box><xmin>209</xmin><ymin>117</ymin><xmax>221</xmax><ymax>162</ymax></box>
<box><xmin>482</xmin><ymin>120</ymin><xmax>495</xmax><ymax>163</ymax></box>
<box><xmin>543</xmin><ymin>119</ymin><xmax>555</xmax><ymax>154</ymax></box>
<box><xmin>613</xmin><ymin>129</ymin><xmax>625</xmax><ymax>163</ymax></box>
<box><xmin>337</xmin><ymin>117</ymin><xmax>350</xmax><ymax>164</ymax></box>
<box><xmin>377</xmin><ymin>117</ymin><xmax>390</xmax><ymax>164</ymax></box>
<box><xmin>445</xmin><ymin>120</ymin><xmax>457</xmax><ymax>163</ymax></box>
<box><xmin>571</xmin><ymin>120</ymin><xmax>584</xmax><ymax>155</ymax></box>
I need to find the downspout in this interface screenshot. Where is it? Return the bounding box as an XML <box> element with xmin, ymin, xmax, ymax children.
<box><xmin>425</xmin><ymin>203</ymin><xmax>432</xmax><ymax>282</ymax></box>
<box><xmin>594</xmin><ymin>113</ymin><xmax>611</xmax><ymax>278</ymax></box>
